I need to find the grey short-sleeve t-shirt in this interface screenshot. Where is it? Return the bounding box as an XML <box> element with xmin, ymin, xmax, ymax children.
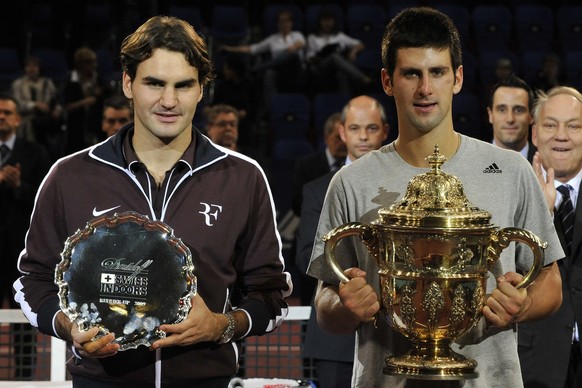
<box><xmin>308</xmin><ymin>135</ymin><xmax>563</xmax><ymax>388</ymax></box>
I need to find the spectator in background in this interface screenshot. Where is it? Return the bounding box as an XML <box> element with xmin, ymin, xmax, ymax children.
<box><xmin>62</xmin><ymin>47</ymin><xmax>111</xmax><ymax>153</ymax></box>
<box><xmin>532</xmin><ymin>52</ymin><xmax>566</xmax><ymax>93</ymax></box>
<box><xmin>101</xmin><ymin>95</ymin><xmax>132</xmax><ymax>139</ymax></box>
<box><xmin>0</xmin><ymin>94</ymin><xmax>51</xmax><ymax>379</ymax></box>
<box><xmin>291</xmin><ymin>112</ymin><xmax>346</xmax><ymax>310</ymax></box>
<box><xmin>306</xmin><ymin>10</ymin><xmax>370</xmax><ymax>95</ymax></box>
<box><xmin>220</xmin><ymin>9</ymin><xmax>306</xmax><ymax>106</ymax></box>
<box><xmin>519</xmin><ymin>86</ymin><xmax>582</xmax><ymax>388</ymax></box>
<box><xmin>205</xmin><ymin>104</ymin><xmax>240</xmax><ymax>151</ymax></box>
<box><xmin>292</xmin><ymin>112</ymin><xmax>346</xmax><ymax>218</ymax></box>
<box><xmin>494</xmin><ymin>58</ymin><xmax>513</xmax><ymax>84</ymax></box>
<box><xmin>205</xmin><ymin>104</ymin><xmax>268</xmax><ymax>175</ymax></box>
<box><xmin>487</xmin><ymin>75</ymin><xmax>536</xmax><ymax>162</ymax></box>
<box><xmin>212</xmin><ymin>55</ymin><xmax>260</xmax><ymax>147</ymax></box>
<box><xmin>11</xmin><ymin>56</ymin><xmax>63</xmax><ymax>151</ymax></box>
<box><xmin>297</xmin><ymin>95</ymin><xmax>388</xmax><ymax>388</ymax></box>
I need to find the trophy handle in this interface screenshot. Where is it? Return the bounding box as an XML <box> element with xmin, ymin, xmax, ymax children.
<box><xmin>323</xmin><ymin>222</ymin><xmax>377</xmax><ymax>284</ymax></box>
<box><xmin>490</xmin><ymin>227</ymin><xmax>548</xmax><ymax>289</ymax></box>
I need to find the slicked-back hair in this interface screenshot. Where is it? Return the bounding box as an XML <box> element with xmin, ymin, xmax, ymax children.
<box><xmin>0</xmin><ymin>93</ymin><xmax>21</xmax><ymax>115</ymax></box>
<box><xmin>120</xmin><ymin>16</ymin><xmax>215</xmax><ymax>86</ymax></box>
<box><xmin>533</xmin><ymin>86</ymin><xmax>582</xmax><ymax>123</ymax></box>
<box><xmin>381</xmin><ymin>7</ymin><xmax>462</xmax><ymax>80</ymax></box>
<box><xmin>488</xmin><ymin>74</ymin><xmax>534</xmax><ymax>112</ymax></box>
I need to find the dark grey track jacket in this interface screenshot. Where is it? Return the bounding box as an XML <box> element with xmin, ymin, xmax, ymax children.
<box><xmin>14</xmin><ymin>124</ymin><xmax>292</xmax><ymax>384</ymax></box>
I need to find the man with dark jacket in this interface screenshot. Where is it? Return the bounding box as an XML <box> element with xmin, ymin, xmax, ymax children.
<box><xmin>291</xmin><ymin>112</ymin><xmax>346</xmax><ymax>217</ymax></box>
<box><xmin>13</xmin><ymin>16</ymin><xmax>292</xmax><ymax>387</ymax></box>
<box><xmin>296</xmin><ymin>95</ymin><xmax>388</xmax><ymax>388</ymax></box>
<box><xmin>0</xmin><ymin>93</ymin><xmax>51</xmax><ymax>378</ymax></box>
<box><xmin>519</xmin><ymin>86</ymin><xmax>582</xmax><ymax>388</ymax></box>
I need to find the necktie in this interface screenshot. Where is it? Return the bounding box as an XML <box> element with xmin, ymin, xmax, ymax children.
<box><xmin>556</xmin><ymin>184</ymin><xmax>575</xmax><ymax>252</ymax></box>
<box><xmin>30</xmin><ymin>85</ymin><xmax>37</xmax><ymax>101</ymax></box>
<box><xmin>331</xmin><ymin>159</ymin><xmax>343</xmax><ymax>172</ymax></box>
<box><xmin>0</xmin><ymin>144</ymin><xmax>9</xmax><ymax>161</ymax></box>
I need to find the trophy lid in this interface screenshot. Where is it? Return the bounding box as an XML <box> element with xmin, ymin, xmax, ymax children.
<box><xmin>378</xmin><ymin>145</ymin><xmax>493</xmax><ymax>229</ymax></box>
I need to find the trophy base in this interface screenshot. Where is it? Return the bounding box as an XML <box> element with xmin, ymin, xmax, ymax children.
<box><xmin>383</xmin><ymin>350</ymin><xmax>478</xmax><ymax>380</ymax></box>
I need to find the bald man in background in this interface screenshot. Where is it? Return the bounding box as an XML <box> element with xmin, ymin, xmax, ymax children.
<box><xmin>297</xmin><ymin>95</ymin><xmax>388</xmax><ymax>388</ymax></box>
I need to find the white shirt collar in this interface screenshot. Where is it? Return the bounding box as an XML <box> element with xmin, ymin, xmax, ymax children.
<box><xmin>325</xmin><ymin>147</ymin><xmax>342</xmax><ymax>169</ymax></box>
<box><xmin>519</xmin><ymin>142</ymin><xmax>530</xmax><ymax>159</ymax></box>
<box><xmin>0</xmin><ymin>133</ymin><xmax>16</xmax><ymax>149</ymax></box>
<box><xmin>491</xmin><ymin>139</ymin><xmax>529</xmax><ymax>159</ymax></box>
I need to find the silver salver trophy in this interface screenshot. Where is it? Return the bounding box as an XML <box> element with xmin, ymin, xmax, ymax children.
<box><xmin>55</xmin><ymin>211</ymin><xmax>197</xmax><ymax>351</ymax></box>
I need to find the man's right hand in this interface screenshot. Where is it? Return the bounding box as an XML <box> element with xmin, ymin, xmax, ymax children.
<box><xmin>338</xmin><ymin>267</ymin><xmax>380</xmax><ymax>324</ymax></box>
<box><xmin>315</xmin><ymin>268</ymin><xmax>380</xmax><ymax>333</ymax></box>
<box><xmin>56</xmin><ymin>311</ymin><xmax>119</xmax><ymax>358</ymax></box>
<box><xmin>72</xmin><ymin>326</ymin><xmax>119</xmax><ymax>358</ymax></box>
<box><xmin>533</xmin><ymin>151</ymin><xmax>556</xmax><ymax>213</ymax></box>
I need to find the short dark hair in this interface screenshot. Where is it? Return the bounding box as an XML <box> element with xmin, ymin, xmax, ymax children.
<box><xmin>381</xmin><ymin>7</ymin><xmax>462</xmax><ymax>80</ymax></box>
<box><xmin>205</xmin><ymin>104</ymin><xmax>239</xmax><ymax>126</ymax></box>
<box><xmin>277</xmin><ymin>9</ymin><xmax>294</xmax><ymax>22</ymax></box>
<box><xmin>23</xmin><ymin>56</ymin><xmax>41</xmax><ymax>67</ymax></box>
<box><xmin>120</xmin><ymin>16</ymin><xmax>214</xmax><ymax>86</ymax></box>
<box><xmin>323</xmin><ymin>112</ymin><xmax>342</xmax><ymax>136</ymax></box>
<box><xmin>74</xmin><ymin>47</ymin><xmax>97</xmax><ymax>65</ymax></box>
<box><xmin>0</xmin><ymin>93</ymin><xmax>21</xmax><ymax>114</ymax></box>
<box><xmin>103</xmin><ymin>94</ymin><xmax>131</xmax><ymax>111</ymax></box>
<box><xmin>488</xmin><ymin>74</ymin><xmax>534</xmax><ymax>112</ymax></box>
<box><xmin>316</xmin><ymin>10</ymin><xmax>339</xmax><ymax>35</ymax></box>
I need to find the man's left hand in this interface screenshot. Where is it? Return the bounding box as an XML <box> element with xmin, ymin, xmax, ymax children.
<box><xmin>1</xmin><ymin>163</ymin><xmax>21</xmax><ymax>189</ymax></box>
<box><xmin>483</xmin><ymin>272</ymin><xmax>528</xmax><ymax>327</ymax></box>
<box><xmin>150</xmin><ymin>293</ymin><xmax>223</xmax><ymax>349</ymax></box>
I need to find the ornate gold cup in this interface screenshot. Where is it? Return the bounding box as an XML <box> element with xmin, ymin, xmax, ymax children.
<box><xmin>323</xmin><ymin>146</ymin><xmax>546</xmax><ymax>380</ymax></box>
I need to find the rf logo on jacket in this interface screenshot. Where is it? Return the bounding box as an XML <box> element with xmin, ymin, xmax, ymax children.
<box><xmin>199</xmin><ymin>202</ymin><xmax>223</xmax><ymax>226</ymax></box>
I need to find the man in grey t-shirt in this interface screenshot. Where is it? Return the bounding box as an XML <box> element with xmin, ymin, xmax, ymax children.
<box><xmin>307</xmin><ymin>7</ymin><xmax>563</xmax><ymax>388</ymax></box>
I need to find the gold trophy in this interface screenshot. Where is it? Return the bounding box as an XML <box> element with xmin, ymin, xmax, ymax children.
<box><xmin>323</xmin><ymin>146</ymin><xmax>545</xmax><ymax>380</ymax></box>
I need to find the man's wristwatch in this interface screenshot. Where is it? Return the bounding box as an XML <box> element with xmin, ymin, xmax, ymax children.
<box><xmin>218</xmin><ymin>311</ymin><xmax>236</xmax><ymax>344</ymax></box>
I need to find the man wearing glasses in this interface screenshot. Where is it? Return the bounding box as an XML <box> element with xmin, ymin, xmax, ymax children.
<box><xmin>205</xmin><ymin>104</ymin><xmax>240</xmax><ymax>151</ymax></box>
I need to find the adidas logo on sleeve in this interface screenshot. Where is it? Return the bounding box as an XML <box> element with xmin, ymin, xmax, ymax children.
<box><xmin>483</xmin><ymin>163</ymin><xmax>502</xmax><ymax>173</ymax></box>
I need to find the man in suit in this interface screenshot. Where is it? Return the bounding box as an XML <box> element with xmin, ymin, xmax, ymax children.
<box><xmin>0</xmin><ymin>93</ymin><xmax>51</xmax><ymax>378</ymax></box>
<box><xmin>487</xmin><ymin>74</ymin><xmax>537</xmax><ymax>163</ymax></box>
<box><xmin>291</xmin><ymin>112</ymin><xmax>347</xmax><ymax>306</ymax></box>
<box><xmin>291</xmin><ymin>112</ymin><xmax>346</xmax><ymax>217</ymax></box>
<box><xmin>296</xmin><ymin>95</ymin><xmax>388</xmax><ymax>388</ymax></box>
<box><xmin>518</xmin><ymin>86</ymin><xmax>582</xmax><ymax>387</ymax></box>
